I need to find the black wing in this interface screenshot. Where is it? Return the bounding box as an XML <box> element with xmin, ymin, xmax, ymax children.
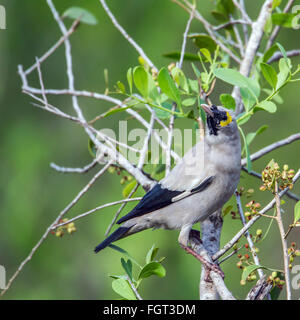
<box><xmin>117</xmin><ymin>176</ymin><xmax>214</xmax><ymax>224</ymax></box>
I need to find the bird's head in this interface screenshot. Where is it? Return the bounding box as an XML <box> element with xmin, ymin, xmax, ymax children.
<box><xmin>201</xmin><ymin>104</ymin><xmax>236</xmax><ymax>137</ymax></box>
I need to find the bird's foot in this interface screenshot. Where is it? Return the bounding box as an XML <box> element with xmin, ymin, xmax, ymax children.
<box><xmin>180</xmin><ymin>244</ymin><xmax>224</xmax><ymax>282</ymax></box>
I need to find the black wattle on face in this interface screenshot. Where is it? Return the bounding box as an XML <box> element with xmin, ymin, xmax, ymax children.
<box><xmin>206</xmin><ymin>105</ymin><xmax>228</xmax><ymax>136</ymax></box>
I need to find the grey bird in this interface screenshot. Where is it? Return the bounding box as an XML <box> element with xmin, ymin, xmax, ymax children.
<box><xmin>94</xmin><ymin>104</ymin><xmax>241</xmax><ymax>260</ymax></box>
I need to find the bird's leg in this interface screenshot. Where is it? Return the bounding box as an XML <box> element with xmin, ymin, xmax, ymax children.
<box><xmin>179</xmin><ymin>228</ymin><xmax>224</xmax><ymax>281</ymax></box>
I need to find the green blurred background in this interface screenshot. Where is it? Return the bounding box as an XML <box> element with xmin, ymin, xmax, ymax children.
<box><xmin>0</xmin><ymin>0</ymin><xmax>299</xmax><ymax>300</ymax></box>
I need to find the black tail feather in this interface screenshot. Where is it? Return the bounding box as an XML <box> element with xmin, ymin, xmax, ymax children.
<box><xmin>94</xmin><ymin>226</ymin><xmax>130</xmax><ymax>253</ymax></box>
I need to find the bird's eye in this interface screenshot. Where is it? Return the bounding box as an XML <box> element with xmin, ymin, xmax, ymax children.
<box><xmin>220</xmin><ymin>112</ymin><xmax>232</xmax><ymax>127</ymax></box>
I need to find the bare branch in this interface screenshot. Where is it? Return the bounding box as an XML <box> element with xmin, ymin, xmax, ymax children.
<box><xmin>213</xmin><ymin>19</ymin><xmax>251</xmax><ymax>31</ymax></box>
<box><xmin>274</xmin><ymin>181</ymin><xmax>292</xmax><ymax>300</ymax></box>
<box><xmin>232</xmin><ymin>0</ymin><xmax>253</xmax><ymax>24</ymax></box>
<box><xmin>189</xmin><ymin>231</ymin><xmax>236</xmax><ymax>300</ymax></box>
<box><xmin>50</xmin><ymin>159</ymin><xmax>98</xmax><ymax>174</ymax></box>
<box><xmin>105</xmin><ymin>183</ymin><xmax>140</xmax><ymax>236</ymax></box>
<box><xmin>213</xmin><ymin>169</ymin><xmax>300</xmax><ymax>261</ymax></box>
<box><xmin>127</xmin><ymin>276</ymin><xmax>143</xmax><ymax>300</ymax></box>
<box><xmin>246</xmin><ymin>276</ymin><xmax>273</xmax><ymax>300</ymax></box>
<box><xmin>199</xmin><ymin>211</ymin><xmax>223</xmax><ymax>300</ymax></box>
<box><xmin>241</xmin><ymin>133</ymin><xmax>300</xmax><ymax>166</ymax></box>
<box><xmin>180</xmin><ymin>0</ymin><xmax>241</xmax><ymax>63</ymax></box>
<box><xmin>24</xmin><ymin>19</ymin><xmax>80</xmax><ymax>75</ymax></box>
<box><xmin>98</xmin><ymin>0</ymin><xmax>158</xmax><ymax>72</ymax></box>
<box><xmin>234</xmin><ymin>0</ymin><xmax>273</xmax><ymax>114</ymax></box>
<box><xmin>235</xmin><ymin>191</ymin><xmax>264</xmax><ymax>279</ymax></box>
<box><xmin>178</xmin><ymin>7</ymin><xmax>194</xmax><ymax>69</ymax></box>
<box><xmin>52</xmin><ymin>197</ymin><xmax>142</xmax><ymax>230</ymax></box>
<box><xmin>267</xmin><ymin>49</ymin><xmax>300</xmax><ymax>64</ymax></box>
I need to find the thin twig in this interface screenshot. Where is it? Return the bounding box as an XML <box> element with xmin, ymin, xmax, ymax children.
<box><xmin>233</xmin><ymin>0</ymin><xmax>273</xmax><ymax>114</ymax></box>
<box><xmin>241</xmin><ymin>133</ymin><xmax>300</xmax><ymax>166</ymax></box>
<box><xmin>127</xmin><ymin>276</ymin><xmax>143</xmax><ymax>300</ymax></box>
<box><xmin>178</xmin><ymin>7</ymin><xmax>194</xmax><ymax>69</ymax></box>
<box><xmin>105</xmin><ymin>183</ymin><xmax>140</xmax><ymax>236</ymax></box>
<box><xmin>50</xmin><ymin>159</ymin><xmax>98</xmax><ymax>174</ymax></box>
<box><xmin>24</xmin><ymin>19</ymin><xmax>81</xmax><ymax>75</ymax></box>
<box><xmin>180</xmin><ymin>0</ymin><xmax>241</xmax><ymax>63</ymax></box>
<box><xmin>52</xmin><ymin>197</ymin><xmax>142</xmax><ymax>229</ymax></box>
<box><xmin>274</xmin><ymin>181</ymin><xmax>292</xmax><ymax>300</ymax></box>
<box><xmin>235</xmin><ymin>191</ymin><xmax>264</xmax><ymax>279</ymax></box>
<box><xmin>230</xmin><ymin>15</ymin><xmax>245</xmax><ymax>56</ymax></box>
<box><xmin>213</xmin><ymin>19</ymin><xmax>250</xmax><ymax>31</ymax></box>
<box><xmin>213</xmin><ymin>169</ymin><xmax>300</xmax><ymax>261</ymax></box>
<box><xmin>98</xmin><ymin>0</ymin><xmax>157</xmax><ymax>72</ymax></box>
<box><xmin>267</xmin><ymin>49</ymin><xmax>300</xmax><ymax>64</ymax></box>
<box><xmin>232</xmin><ymin>0</ymin><xmax>252</xmax><ymax>24</ymax></box>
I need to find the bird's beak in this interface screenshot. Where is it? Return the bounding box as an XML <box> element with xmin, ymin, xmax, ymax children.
<box><xmin>201</xmin><ymin>104</ymin><xmax>214</xmax><ymax>117</ymax></box>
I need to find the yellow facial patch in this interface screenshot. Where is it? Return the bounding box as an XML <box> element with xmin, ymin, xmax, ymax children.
<box><xmin>220</xmin><ymin>112</ymin><xmax>232</xmax><ymax>127</ymax></box>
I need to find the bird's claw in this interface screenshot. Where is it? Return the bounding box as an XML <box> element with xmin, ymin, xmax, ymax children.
<box><xmin>180</xmin><ymin>243</ymin><xmax>224</xmax><ymax>281</ymax></box>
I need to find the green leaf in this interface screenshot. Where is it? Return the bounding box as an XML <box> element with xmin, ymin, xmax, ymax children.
<box><xmin>162</xmin><ymin>52</ymin><xmax>199</xmax><ymax>61</ymax></box>
<box><xmin>171</xmin><ymin>67</ymin><xmax>189</xmax><ymax>92</ymax></box>
<box><xmin>182</xmin><ymin>98</ymin><xmax>196</xmax><ymax>107</ymax></box>
<box><xmin>211</xmin><ymin>10</ymin><xmax>227</xmax><ymax>22</ymax></box>
<box><xmin>108</xmin><ymin>244</ymin><xmax>142</xmax><ymax>268</ymax></box>
<box><xmin>214</xmin><ymin>68</ymin><xmax>260</xmax><ymax>103</ymax></box>
<box><xmin>154</xmin><ymin>101</ymin><xmax>173</xmax><ymax>120</ymax></box>
<box><xmin>117</xmin><ymin>81</ymin><xmax>126</xmax><ymax>94</ymax></box>
<box><xmin>276</xmin><ymin>58</ymin><xmax>291</xmax><ymax>89</ymax></box>
<box><xmin>294</xmin><ymin>201</ymin><xmax>300</xmax><ymax>224</ymax></box>
<box><xmin>260</xmin><ymin>63</ymin><xmax>278</xmax><ymax>89</ymax></box>
<box><xmin>219</xmin><ymin>93</ymin><xmax>236</xmax><ymax>110</ymax></box>
<box><xmin>63</xmin><ymin>7</ymin><xmax>98</xmax><ymax>25</ymax></box>
<box><xmin>240</xmin><ymin>87</ymin><xmax>256</xmax><ymax>111</ymax></box>
<box><xmin>191</xmin><ymin>63</ymin><xmax>201</xmax><ymax>79</ymax></box>
<box><xmin>217</xmin><ymin>0</ymin><xmax>235</xmax><ymax>18</ymax></box>
<box><xmin>146</xmin><ymin>245</ymin><xmax>159</xmax><ymax>264</ymax></box>
<box><xmin>133</xmin><ymin>66</ymin><xmax>159</xmax><ymax>101</ymax></box>
<box><xmin>270</xmin><ymin>272</ymin><xmax>284</xmax><ymax>300</ymax></box>
<box><xmin>222</xmin><ymin>205</ymin><xmax>233</xmax><ymax>217</ymax></box>
<box><xmin>112</xmin><ymin>278</ymin><xmax>137</xmax><ymax>300</ymax></box>
<box><xmin>138</xmin><ymin>262</ymin><xmax>166</xmax><ymax>280</ymax></box>
<box><xmin>122</xmin><ymin>180</ymin><xmax>137</xmax><ymax>198</ymax></box>
<box><xmin>121</xmin><ymin>258</ymin><xmax>133</xmax><ymax>281</ymax></box>
<box><xmin>188</xmin><ymin>33</ymin><xmax>217</xmax><ymax>53</ymax></box>
<box><xmin>88</xmin><ymin>138</ymin><xmax>96</xmax><ymax>157</ymax></box>
<box><xmin>199</xmin><ymin>48</ymin><xmax>212</xmax><ymax>63</ymax></box>
<box><xmin>157</xmin><ymin>67</ymin><xmax>181</xmax><ymax>109</ymax></box>
<box><xmin>272</xmin><ymin>13</ymin><xmax>298</xmax><ymax>28</ymax></box>
<box><xmin>127</xmin><ymin>68</ymin><xmax>133</xmax><ymax>94</ymax></box>
<box><xmin>263</xmin><ymin>44</ymin><xmax>278</xmax><ymax>63</ymax></box>
<box><xmin>254</xmin><ymin>100</ymin><xmax>277</xmax><ymax>113</ymax></box>
<box><xmin>242</xmin><ymin>265</ymin><xmax>266</xmax><ymax>281</ymax></box>
<box><xmin>187</xmin><ymin>79</ymin><xmax>199</xmax><ymax>93</ymax></box>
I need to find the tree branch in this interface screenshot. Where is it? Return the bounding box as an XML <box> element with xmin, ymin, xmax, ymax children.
<box><xmin>213</xmin><ymin>169</ymin><xmax>300</xmax><ymax>261</ymax></box>
<box><xmin>98</xmin><ymin>0</ymin><xmax>158</xmax><ymax>72</ymax></box>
